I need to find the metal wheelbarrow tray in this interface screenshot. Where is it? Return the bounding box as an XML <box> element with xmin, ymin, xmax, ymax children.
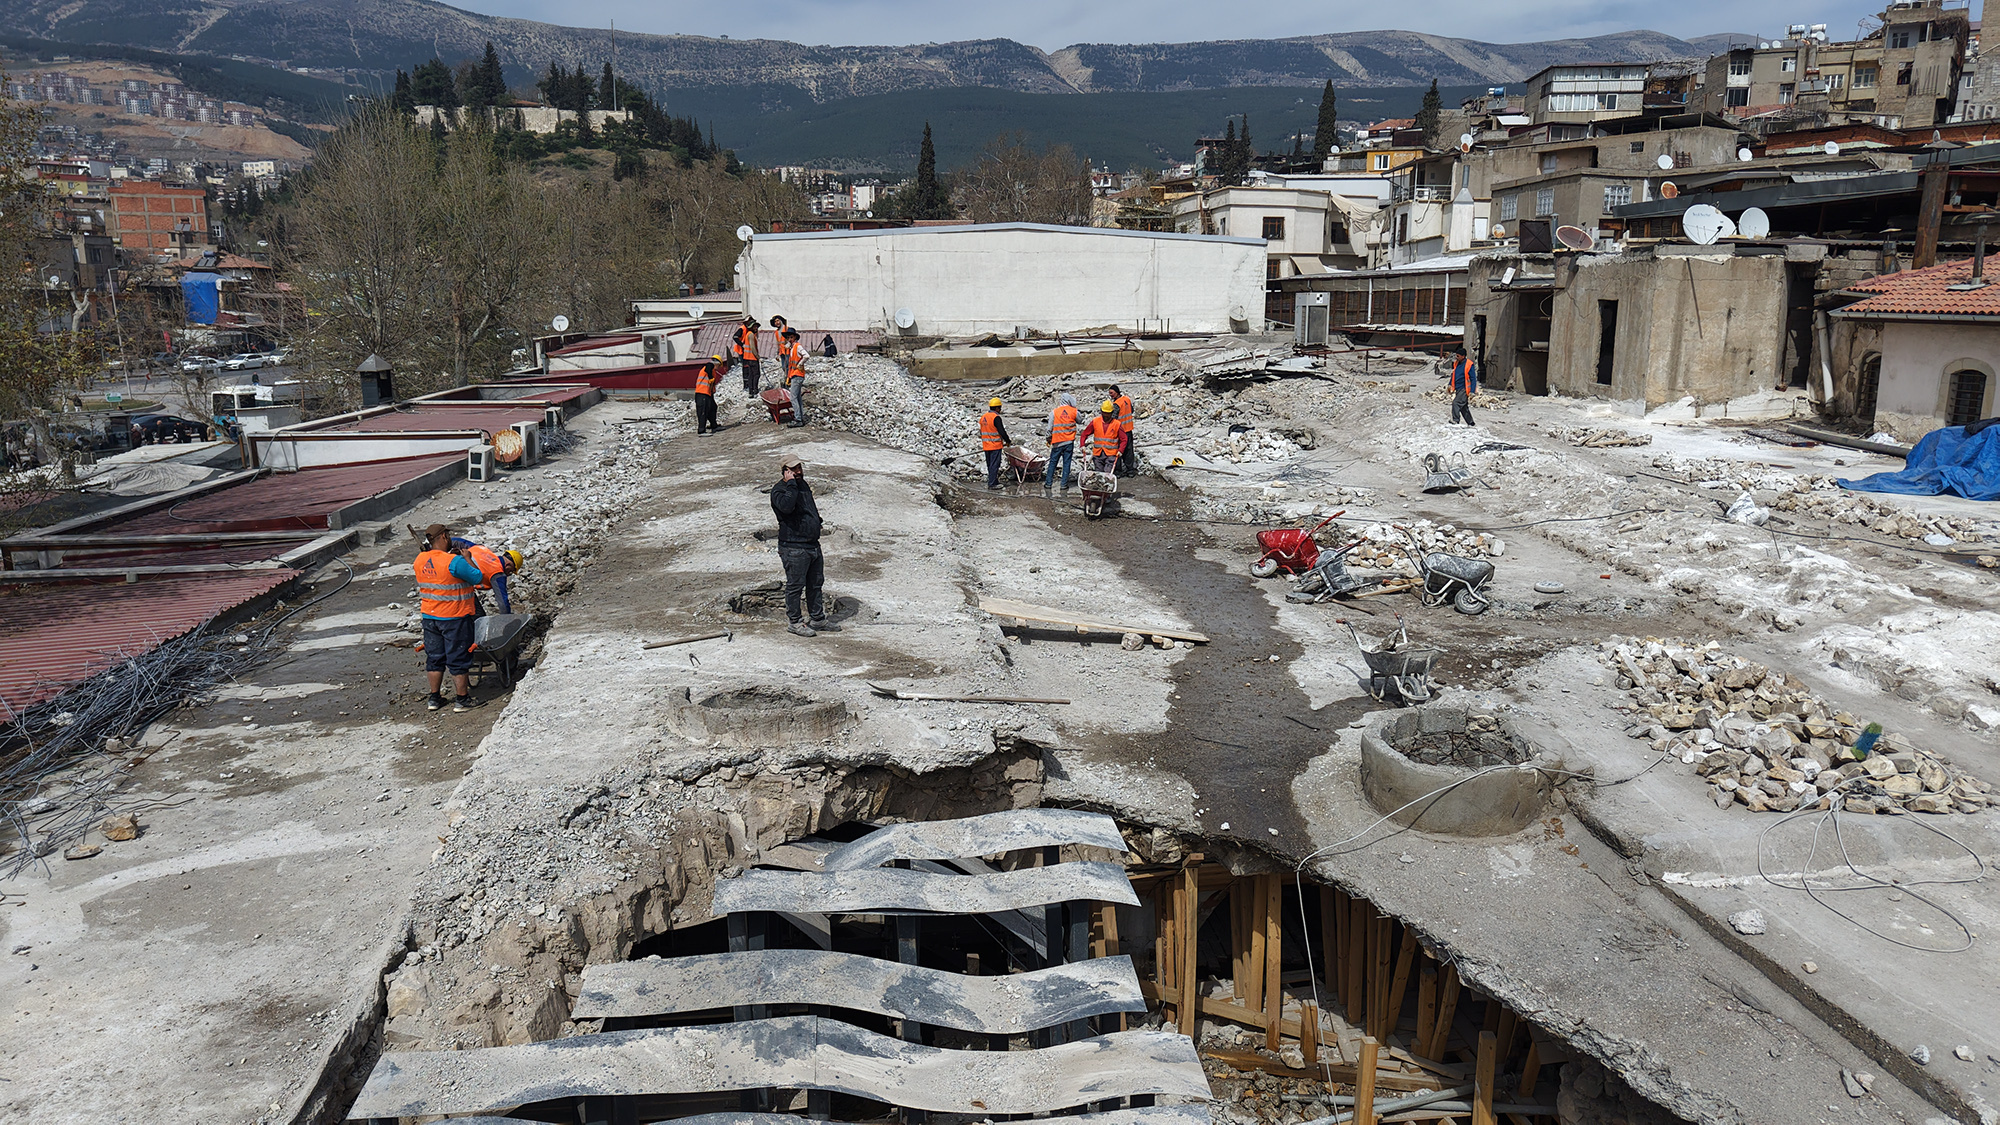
<box><xmin>1338</xmin><ymin>617</ymin><xmax>1440</xmax><ymax>703</ymax></box>
<box><xmin>471</xmin><ymin>612</ymin><xmax>531</xmax><ymax>688</ymax></box>
<box><xmin>1421</xmin><ymin>451</ymin><xmax>1475</xmax><ymax>493</ymax></box>
<box><xmin>1002</xmin><ymin>443</ymin><xmax>1046</xmax><ymax>486</ymax></box>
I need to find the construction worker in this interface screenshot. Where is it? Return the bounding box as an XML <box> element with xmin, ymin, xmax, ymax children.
<box><xmin>694</xmin><ymin>353</ymin><xmax>725</xmax><ymax>434</ymax></box>
<box><xmin>781</xmin><ymin>328</ymin><xmax>809</xmax><ymax>427</ymax></box>
<box><xmin>979</xmin><ymin>398</ymin><xmax>1011</xmax><ymax>491</ymax></box>
<box><xmin>1447</xmin><ymin>348</ymin><xmax>1478</xmax><ymax>426</ymax></box>
<box><xmin>771</xmin><ymin>455</ymin><xmax>840</xmax><ymax>637</ymax></box>
<box><xmin>1084</xmin><ymin>400</ymin><xmax>1123</xmax><ymax>472</ymax></box>
<box><xmin>1109</xmin><ymin>383</ymin><xmax>1136</xmax><ymax>476</ymax></box>
<box><xmin>731</xmin><ymin>316</ymin><xmax>762</xmax><ymax>398</ymax></box>
<box><xmin>414</xmin><ymin>523</ymin><xmax>485</xmax><ymax>712</ymax></box>
<box><xmin>462</xmin><ymin>541</ymin><xmax>524</xmax><ymax>614</ymax></box>
<box><xmin>1043</xmin><ymin>392</ymin><xmax>1079</xmax><ymax>496</ymax></box>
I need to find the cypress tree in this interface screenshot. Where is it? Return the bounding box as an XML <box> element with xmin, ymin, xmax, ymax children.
<box><xmin>1313</xmin><ymin>80</ymin><xmax>1338</xmax><ymax>160</ymax></box>
<box><xmin>1415</xmin><ymin>79</ymin><xmax>1442</xmax><ymax>149</ymax></box>
<box><xmin>390</xmin><ymin>69</ymin><xmax>416</xmax><ymax>114</ymax></box>
<box><xmin>600</xmin><ymin>63</ymin><xmax>616</xmax><ymax>113</ymax></box>
<box><xmin>912</xmin><ymin>122</ymin><xmax>952</xmax><ymax>219</ymax></box>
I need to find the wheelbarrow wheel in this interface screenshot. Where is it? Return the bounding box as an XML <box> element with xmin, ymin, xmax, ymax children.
<box><xmin>1453</xmin><ymin>587</ymin><xmax>1490</xmax><ymax>615</ymax></box>
<box><xmin>1395</xmin><ymin>675</ymin><xmax>1433</xmax><ymax>703</ymax></box>
<box><xmin>1084</xmin><ymin>497</ymin><xmax>1104</xmax><ymax>519</ymax></box>
<box><xmin>1250</xmin><ymin>556</ymin><xmax>1281</xmax><ymax>578</ymax></box>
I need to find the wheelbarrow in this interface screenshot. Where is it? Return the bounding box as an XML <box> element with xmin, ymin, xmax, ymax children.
<box><xmin>1285</xmin><ymin>542</ymin><xmax>1380</xmax><ymax>603</ymax></box>
<box><xmin>1401</xmin><ymin>528</ymin><xmax>1495</xmax><ymax>615</ymax></box>
<box><xmin>1421</xmin><ymin>451</ymin><xmax>1475</xmax><ymax>493</ymax></box>
<box><xmin>759</xmin><ymin>387</ymin><xmax>796</xmax><ymax>424</ymax></box>
<box><xmin>1003</xmin><ymin>443</ymin><xmax>1046</xmax><ymax>487</ymax></box>
<box><xmin>1079</xmin><ymin>463</ymin><xmax>1118</xmax><ymax>519</ymax></box>
<box><xmin>1252</xmin><ymin>510</ymin><xmax>1344</xmax><ymax>578</ymax></box>
<box><xmin>1338</xmin><ymin>616</ymin><xmax>1440</xmax><ymax>704</ymax></box>
<box><xmin>470</xmin><ymin>612</ymin><xmax>530</xmax><ymax>689</ymax></box>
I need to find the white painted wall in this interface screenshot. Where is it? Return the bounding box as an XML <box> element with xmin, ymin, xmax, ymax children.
<box><xmin>737</xmin><ymin>223</ymin><xmax>1267</xmax><ymax>335</ymax></box>
<box><xmin>253</xmin><ymin>434</ymin><xmax>483</xmax><ymax>470</ymax></box>
<box><xmin>1873</xmin><ymin>321</ymin><xmax>2000</xmax><ymax>437</ymax></box>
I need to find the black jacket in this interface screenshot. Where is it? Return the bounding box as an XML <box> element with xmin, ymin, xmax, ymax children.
<box><xmin>771</xmin><ymin>477</ymin><xmax>823</xmax><ymax>546</ymax></box>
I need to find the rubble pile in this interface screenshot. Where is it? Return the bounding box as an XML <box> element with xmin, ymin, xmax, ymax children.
<box><xmin>1340</xmin><ymin>519</ymin><xmax>1502</xmax><ymax>567</ymax></box>
<box><xmin>1772</xmin><ymin>477</ymin><xmax>1993</xmax><ymax>544</ymax></box>
<box><xmin>1191</xmin><ymin>428</ymin><xmax>1302</xmax><ymax>465</ymax></box>
<box><xmin>1556</xmin><ymin>426</ymin><xmax>1653</xmax><ymax>448</ymax></box>
<box><xmin>1602</xmin><ymin>639</ymin><xmax>1992</xmax><ymax>815</ymax></box>
<box><xmin>801</xmin><ymin>354</ymin><xmax>989</xmax><ymax>478</ymax></box>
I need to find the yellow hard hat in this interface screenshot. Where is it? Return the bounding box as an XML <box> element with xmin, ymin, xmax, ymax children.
<box><xmin>710</xmin><ymin>353</ymin><xmax>725</xmax><ymax>363</ymax></box>
<box><xmin>503</xmin><ymin>549</ymin><xmax>524</xmax><ymax>571</ymax></box>
<box><xmin>988</xmin><ymin>398</ymin><xmax>1003</xmax><ymax>409</ymax></box>
<box><xmin>1101</xmin><ymin>400</ymin><xmax>1117</xmax><ymax>413</ymax></box>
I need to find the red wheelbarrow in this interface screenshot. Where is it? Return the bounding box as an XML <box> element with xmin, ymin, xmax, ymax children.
<box><xmin>1251</xmin><ymin>510</ymin><xmax>1344</xmax><ymax>578</ymax></box>
<box><xmin>1002</xmin><ymin>444</ymin><xmax>1046</xmax><ymax>487</ymax></box>
<box><xmin>759</xmin><ymin>387</ymin><xmax>797</xmax><ymax>423</ymax></box>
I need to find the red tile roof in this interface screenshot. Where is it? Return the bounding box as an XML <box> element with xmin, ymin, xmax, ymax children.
<box><xmin>0</xmin><ymin>569</ymin><xmax>296</xmax><ymax>716</ymax></box>
<box><xmin>1835</xmin><ymin>258</ymin><xmax>2000</xmax><ymax>319</ymax></box>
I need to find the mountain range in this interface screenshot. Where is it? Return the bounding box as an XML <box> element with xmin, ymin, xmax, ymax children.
<box><xmin>1</xmin><ymin>0</ymin><xmax>1740</xmax><ymax>100</ymax></box>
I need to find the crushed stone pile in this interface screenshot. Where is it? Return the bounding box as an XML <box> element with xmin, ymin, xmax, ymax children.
<box><xmin>1602</xmin><ymin>638</ymin><xmax>1992</xmax><ymax>815</ymax></box>
<box><xmin>1192</xmin><ymin>428</ymin><xmax>1302</xmax><ymax>464</ymax></box>
<box><xmin>801</xmin><ymin>354</ymin><xmax>989</xmax><ymax>479</ymax></box>
<box><xmin>1339</xmin><ymin>518</ymin><xmax>1502</xmax><ymax>569</ymax></box>
<box><xmin>1556</xmin><ymin>426</ymin><xmax>1653</xmax><ymax>448</ymax></box>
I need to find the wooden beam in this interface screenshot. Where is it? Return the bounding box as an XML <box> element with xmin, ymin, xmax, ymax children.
<box><xmin>1321</xmin><ymin>886</ymin><xmax>1339</xmax><ymax>1003</ymax></box>
<box><xmin>1263</xmin><ymin>874</ymin><xmax>1284</xmax><ymax>1051</ymax></box>
<box><xmin>1177</xmin><ymin>859</ymin><xmax>1200</xmax><ymax>1039</ymax></box>
<box><xmin>1370</xmin><ymin>916</ymin><xmax>1394</xmax><ymax>1040</ymax></box>
<box><xmin>1473</xmin><ymin>1030</ymin><xmax>1498</xmax><ymax>1125</ymax></box>
<box><xmin>1385</xmin><ymin>928</ymin><xmax>1418</xmax><ymax>1042</ymax></box>
<box><xmin>1345</xmin><ymin>898</ymin><xmax>1369</xmax><ymax>1025</ymax></box>
<box><xmin>1425</xmin><ymin>964</ymin><xmax>1461</xmax><ymax>1062</ymax></box>
<box><xmin>1231</xmin><ymin>879</ymin><xmax>1250</xmax><ymax>1003</ymax></box>
<box><xmin>981</xmin><ymin>595</ymin><xmax>1210</xmax><ymax>643</ymax></box>
<box><xmin>1415</xmin><ymin>965</ymin><xmax>1438</xmax><ymax>1052</ymax></box>
<box><xmin>1356</xmin><ymin>1036</ymin><xmax>1381</xmax><ymax>1125</ymax></box>
<box><xmin>1517</xmin><ymin>1042</ymin><xmax>1543</xmax><ymax>1100</ymax></box>
<box><xmin>1494</xmin><ymin>1010</ymin><xmax>1518</xmax><ymax>1065</ymax></box>
<box><xmin>1301</xmin><ymin>1001</ymin><xmax>1319</xmax><ymax>1067</ymax></box>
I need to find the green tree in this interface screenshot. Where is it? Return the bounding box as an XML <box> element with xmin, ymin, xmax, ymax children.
<box><xmin>411</xmin><ymin>57</ymin><xmax>459</xmax><ymax>108</ymax></box>
<box><xmin>390</xmin><ymin>69</ymin><xmax>416</xmax><ymax>114</ymax></box>
<box><xmin>904</xmin><ymin>122</ymin><xmax>954</xmax><ymax>219</ymax></box>
<box><xmin>599</xmin><ymin>63</ymin><xmax>615</xmax><ymax>114</ymax></box>
<box><xmin>461</xmin><ymin>43</ymin><xmax>505</xmax><ymax>110</ymax></box>
<box><xmin>1313</xmin><ymin>80</ymin><xmax>1338</xmax><ymax>160</ymax></box>
<box><xmin>0</xmin><ymin>92</ymin><xmax>94</xmax><ymax>482</ymax></box>
<box><xmin>1415</xmin><ymin>79</ymin><xmax>1442</xmax><ymax>149</ymax></box>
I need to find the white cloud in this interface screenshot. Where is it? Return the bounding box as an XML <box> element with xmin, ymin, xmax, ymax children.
<box><xmin>465</xmin><ymin>0</ymin><xmax>1888</xmax><ymax>51</ymax></box>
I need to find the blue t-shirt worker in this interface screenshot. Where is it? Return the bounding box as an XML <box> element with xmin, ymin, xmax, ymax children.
<box><xmin>414</xmin><ymin>522</ymin><xmax>487</xmax><ymax>712</ymax></box>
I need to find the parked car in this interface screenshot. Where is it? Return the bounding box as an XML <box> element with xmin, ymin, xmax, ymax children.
<box><xmin>129</xmin><ymin>413</ymin><xmax>211</xmax><ymax>445</ymax></box>
<box><xmin>179</xmin><ymin>355</ymin><xmax>222</xmax><ymax>374</ymax></box>
<box><xmin>222</xmin><ymin>353</ymin><xmax>271</xmax><ymax>370</ymax></box>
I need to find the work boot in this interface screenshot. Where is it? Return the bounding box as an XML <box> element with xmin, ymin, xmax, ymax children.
<box><xmin>453</xmin><ymin>695</ymin><xmax>484</xmax><ymax>713</ymax></box>
<box><xmin>810</xmin><ymin>617</ymin><xmax>841</xmax><ymax>633</ymax></box>
<box><xmin>787</xmin><ymin>621</ymin><xmax>816</xmax><ymax>638</ymax></box>
<box><xmin>427</xmin><ymin>693</ymin><xmax>446</xmax><ymax>711</ymax></box>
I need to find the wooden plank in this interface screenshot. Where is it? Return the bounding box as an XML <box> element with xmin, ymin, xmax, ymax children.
<box><xmin>348</xmin><ymin>1017</ymin><xmax>1211</xmax><ymax>1119</ymax></box>
<box><xmin>1230</xmin><ymin>879</ymin><xmax>1249</xmax><ymax>1003</ymax></box>
<box><xmin>1262</xmin><ymin>874</ymin><xmax>1284</xmax><ymax>1052</ymax></box>
<box><xmin>1178</xmin><ymin>860</ymin><xmax>1201</xmax><ymax>1038</ymax></box>
<box><xmin>1385</xmin><ymin>929</ymin><xmax>1418</xmax><ymax>1044</ymax></box>
<box><xmin>981</xmin><ymin>595</ymin><xmax>1210</xmax><ymax>643</ymax></box>
<box><xmin>1302</xmin><ymin>1001</ymin><xmax>1319</xmax><ymax>1066</ymax></box>
<box><xmin>1356</xmin><ymin>1036</ymin><xmax>1381</xmax><ymax>1125</ymax></box>
<box><xmin>1425</xmin><ymin>964</ymin><xmax>1461</xmax><ymax>1062</ymax></box>
<box><xmin>1415</xmin><ymin>965</ymin><xmax>1438</xmax><ymax>1051</ymax></box>
<box><xmin>651</xmin><ymin>1112</ymin><xmax>1213</xmax><ymax>1125</ymax></box>
<box><xmin>1200</xmin><ymin>1046</ymin><xmax>1441</xmax><ymax>1093</ymax></box>
<box><xmin>1494</xmin><ymin>1010</ymin><xmax>1518</xmax><ymax>1067</ymax></box>
<box><xmin>1517</xmin><ymin>1041</ymin><xmax>1542</xmax><ymax>1100</ymax></box>
<box><xmin>575</xmin><ymin>950</ymin><xmax>1147</xmax><ymax>1033</ymax></box>
<box><xmin>1321</xmin><ymin>886</ymin><xmax>1339</xmax><ymax>1003</ymax></box>
<box><xmin>1345</xmin><ymin>898</ymin><xmax>1368</xmax><ymax>1026</ymax></box>
<box><xmin>1370</xmin><ymin>916</ymin><xmax>1394</xmax><ymax>1040</ymax></box>
<box><xmin>1473</xmin><ymin>1030</ymin><xmax>1498</xmax><ymax>1125</ymax></box>
<box><xmin>823</xmin><ymin>809</ymin><xmax>1127</xmax><ymax>871</ymax></box>
<box><xmin>710</xmin><ymin>861</ymin><xmax>1137</xmax><ymax>916</ymax></box>
<box><xmin>1245</xmin><ymin>878</ymin><xmax>1266</xmax><ymax>1016</ymax></box>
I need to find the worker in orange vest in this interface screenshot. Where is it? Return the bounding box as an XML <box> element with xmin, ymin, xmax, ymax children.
<box><xmin>731</xmin><ymin>316</ymin><xmax>762</xmax><ymax>398</ymax></box>
<box><xmin>414</xmin><ymin>523</ymin><xmax>485</xmax><ymax>713</ymax></box>
<box><xmin>1446</xmin><ymin>348</ymin><xmax>1479</xmax><ymax>426</ymax></box>
<box><xmin>1084</xmin><ymin>400</ymin><xmax>1123</xmax><ymax>471</ymax></box>
<box><xmin>781</xmin><ymin>328</ymin><xmax>809</xmax><ymax>427</ymax></box>
<box><xmin>1043</xmin><ymin>392</ymin><xmax>1079</xmax><ymax>496</ymax></box>
<box><xmin>463</xmin><ymin>542</ymin><xmax>524</xmax><ymax>613</ymax></box>
<box><xmin>1108</xmin><ymin>383</ymin><xmax>1136</xmax><ymax>476</ymax></box>
<box><xmin>694</xmin><ymin>353</ymin><xmax>725</xmax><ymax>434</ymax></box>
<box><xmin>979</xmin><ymin>397</ymin><xmax>1011</xmax><ymax>490</ymax></box>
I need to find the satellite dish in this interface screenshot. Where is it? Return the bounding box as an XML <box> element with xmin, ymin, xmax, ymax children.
<box><xmin>1661</xmin><ymin>182</ymin><xmax>1680</xmax><ymax>199</ymax></box>
<box><xmin>1656</xmin><ymin>154</ymin><xmax>1675</xmax><ymax>170</ymax></box>
<box><xmin>1824</xmin><ymin>141</ymin><xmax>1840</xmax><ymax>156</ymax></box>
<box><xmin>1460</xmin><ymin>140</ymin><xmax>1472</xmax><ymax>153</ymax></box>
<box><xmin>1737</xmin><ymin>147</ymin><xmax>1754</xmax><ymax>162</ymax></box>
<box><xmin>1737</xmin><ymin>207</ymin><xmax>1771</xmax><ymax>239</ymax></box>
<box><xmin>1459</xmin><ymin>132</ymin><xmax>1475</xmax><ymax>147</ymax></box>
<box><xmin>1555</xmin><ymin>224</ymin><xmax>1595</xmax><ymax>251</ymax></box>
<box><xmin>686</xmin><ymin>303</ymin><xmax>705</xmax><ymax>320</ymax></box>
<box><xmin>735</xmin><ymin>224</ymin><xmax>755</xmax><ymax>242</ymax></box>
<box><xmin>893</xmin><ymin>307</ymin><xmax>915</xmax><ymax>329</ymax></box>
<box><xmin>1683</xmin><ymin>204</ymin><xmax>1729</xmax><ymax>245</ymax></box>
<box><xmin>1490</xmin><ymin>225</ymin><xmax>1507</xmax><ymax>238</ymax></box>
<box><xmin>551</xmin><ymin>314</ymin><xmax>570</xmax><ymax>332</ymax></box>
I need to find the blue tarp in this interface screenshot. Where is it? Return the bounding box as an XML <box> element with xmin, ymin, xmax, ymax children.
<box><xmin>180</xmin><ymin>272</ymin><xmax>218</xmax><ymax>325</ymax></box>
<box><xmin>1838</xmin><ymin>423</ymin><xmax>2000</xmax><ymax>500</ymax></box>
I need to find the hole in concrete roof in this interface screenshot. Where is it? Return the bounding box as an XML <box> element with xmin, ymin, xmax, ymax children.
<box><xmin>664</xmin><ymin>686</ymin><xmax>854</xmax><ymax>747</ymax></box>
<box><xmin>1359</xmin><ymin>705</ymin><xmax>1561</xmax><ymax>837</ymax></box>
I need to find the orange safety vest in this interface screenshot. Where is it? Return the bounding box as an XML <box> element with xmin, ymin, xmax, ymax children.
<box><xmin>1115</xmin><ymin>394</ymin><xmax>1134</xmax><ymax>434</ymax></box>
<box><xmin>1449</xmin><ymin>356</ymin><xmax>1478</xmax><ymax>394</ymax></box>
<box><xmin>979</xmin><ymin>410</ymin><xmax>1004</xmax><ymax>451</ymax></box>
<box><xmin>466</xmin><ymin>544</ymin><xmax>505</xmax><ymax>590</ymax></box>
<box><xmin>784</xmin><ymin>345</ymin><xmax>806</xmax><ymax>386</ymax></box>
<box><xmin>695</xmin><ymin>360</ymin><xmax>723</xmax><ymax>396</ymax></box>
<box><xmin>1049</xmin><ymin>403</ymin><xmax>1078</xmax><ymax>446</ymax></box>
<box><xmin>732</xmin><ymin>324</ymin><xmax>758</xmax><ymax>362</ymax></box>
<box><xmin>414</xmin><ymin>549</ymin><xmax>475</xmax><ymax>618</ymax></box>
<box><xmin>1085</xmin><ymin>415</ymin><xmax>1122</xmax><ymax>457</ymax></box>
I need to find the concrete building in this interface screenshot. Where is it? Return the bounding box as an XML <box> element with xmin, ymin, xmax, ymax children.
<box><xmin>1829</xmin><ymin>256</ymin><xmax>2000</xmax><ymax>437</ymax></box>
<box><xmin>735</xmin><ymin>223</ymin><xmax>1267</xmax><ymax>336</ymax></box>
<box><xmin>1525</xmin><ymin>65</ymin><xmax>1656</xmax><ymax>126</ymax></box>
<box><xmin>1703</xmin><ymin>2</ymin><xmax>1970</xmax><ymax>128</ymax></box>
<box><xmin>107</xmin><ymin>180</ymin><xmax>211</xmax><ymax>256</ymax></box>
<box><xmin>1463</xmin><ymin>246</ymin><xmax>1795</xmax><ymax>407</ymax></box>
<box><xmin>1167</xmin><ymin>185</ymin><xmax>1373</xmax><ymax>277</ymax></box>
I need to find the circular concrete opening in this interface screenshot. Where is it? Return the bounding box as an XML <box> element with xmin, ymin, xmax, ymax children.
<box><xmin>1359</xmin><ymin>704</ymin><xmax>1559</xmax><ymax>836</ymax></box>
<box><xmin>663</xmin><ymin>685</ymin><xmax>853</xmax><ymax>747</ymax></box>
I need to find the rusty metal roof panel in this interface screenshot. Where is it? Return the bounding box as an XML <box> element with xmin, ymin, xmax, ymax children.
<box><xmin>0</xmin><ymin>569</ymin><xmax>297</xmax><ymax>716</ymax></box>
<box><xmin>111</xmin><ymin>456</ymin><xmax>462</xmax><ymax>535</ymax></box>
<box><xmin>320</xmin><ymin>406</ymin><xmax>548</xmax><ymax>434</ymax></box>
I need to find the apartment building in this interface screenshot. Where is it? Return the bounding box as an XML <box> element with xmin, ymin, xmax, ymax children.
<box><xmin>1702</xmin><ymin>1</ymin><xmax>1969</xmax><ymax>127</ymax></box>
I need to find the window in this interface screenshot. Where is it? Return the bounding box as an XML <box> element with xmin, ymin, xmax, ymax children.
<box><xmin>1629</xmin><ymin>140</ymin><xmax>1646</xmax><ymax>153</ymax></box>
<box><xmin>1267</xmin><ymin>257</ymin><xmax>1282</xmax><ymax>280</ymax></box>
<box><xmin>1828</xmin><ymin>73</ymin><xmax>1845</xmax><ymax>90</ymax></box>
<box><xmin>1540</xmin><ymin>152</ymin><xmax>1558</xmax><ymax>173</ymax></box>
<box><xmin>1890</xmin><ymin>30</ymin><xmax>1911</xmax><ymax>49</ymax></box>
<box><xmin>1780</xmin><ymin>83</ymin><xmax>1795</xmax><ymax>104</ymax></box>
<box><xmin>1261</xmin><ymin>215</ymin><xmax>1286</xmax><ymax>241</ymax></box>
<box><xmin>1728</xmin><ymin>57</ymin><xmax>1752</xmax><ymax>77</ymax></box>
<box><xmin>1855</xmin><ymin>67</ymin><xmax>1878</xmax><ymax>88</ymax></box>
<box><xmin>1499</xmin><ymin>194</ymin><xmax>1518</xmax><ymax>221</ymax></box>
<box><xmin>1947</xmin><ymin>369</ymin><xmax>1989</xmax><ymax>426</ymax></box>
<box><xmin>1373</xmin><ymin>153</ymin><xmax>1390</xmax><ymax>170</ymax></box>
<box><xmin>1217</xmin><ymin>216</ymin><xmax>1228</xmax><ymax>235</ymax></box>
<box><xmin>1727</xmin><ymin>87</ymin><xmax>1750</xmax><ymax>107</ymax></box>
<box><xmin>1603</xmin><ymin>183</ymin><xmax>1632</xmax><ymax>209</ymax></box>
<box><xmin>1856</xmin><ymin>354</ymin><xmax>1881</xmax><ymax>422</ymax></box>
<box><xmin>1535</xmin><ymin>187</ymin><xmax>1555</xmax><ymax>216</ymax></box>
<box><xmin>1897</xmin><ymin>63</ymin><xmax>1913</xmax><ymax>86</ymax></box>
<box><xmin>1781</xmin><ymin>57</ymin><xmax>1796</xmax><ymax>72</ymax></box>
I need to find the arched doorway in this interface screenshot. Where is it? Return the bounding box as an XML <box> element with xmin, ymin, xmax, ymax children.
<box><xmin>1947</xmin><ymin>369</ymin><xmax>1990</xmax><ymax>427</ymax></box>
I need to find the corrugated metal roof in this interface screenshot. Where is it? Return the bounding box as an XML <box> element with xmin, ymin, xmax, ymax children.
<box><xmin>1834</xmin><ymin>258</ymin><xmax>2000</xmax><ymax>319</ymax></box>
<box><xmin>111</xmin><ymin>455</ymin><xmax>462</xmax><ymax>535</ymax></box>
<box><xmin>318</xmin><ymin>406</ymin><xmax>549</xmax><ymax>434</ymax></box>
<box><xmin>0</xmin><ymin>569</ymin><xmax>296</xmax><ymax>716</ymax></box>
<box><xmin>692</xmin><ymin>324</ymin><xmax>882</xmax><ymax>357</ymax></box>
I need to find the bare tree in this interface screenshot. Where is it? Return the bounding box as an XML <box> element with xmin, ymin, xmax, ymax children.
<box><xmin>956</xmin><ymin>132</ymin><xmax>1093</xmax><ymax>227</ymax></box>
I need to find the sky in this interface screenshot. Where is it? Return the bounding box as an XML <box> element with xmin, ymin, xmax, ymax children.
<box><xmin>458</xmin><ymin>0</ymin><xmax>1891</xmax><ymax>50</ymax></box>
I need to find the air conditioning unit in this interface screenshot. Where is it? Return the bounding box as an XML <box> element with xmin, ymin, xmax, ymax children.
<box><xmin>467</xmin><ymin>444</ymin><xmax>496</xmax><ymax>482</ymax></box>
<box><xmin>510</xmin><ymin>420</ymin><xmax>541</xmax><ymax>467</ymax></box>
<box><xmin>543</xmin><ymin>406</ymin><xmax>565</xmax><ymax>432</ymax></box>
<box><xmin>1295</xmin><ymin>291</ymin><xmax>1331</xmax><ymax>347</ymax></box>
